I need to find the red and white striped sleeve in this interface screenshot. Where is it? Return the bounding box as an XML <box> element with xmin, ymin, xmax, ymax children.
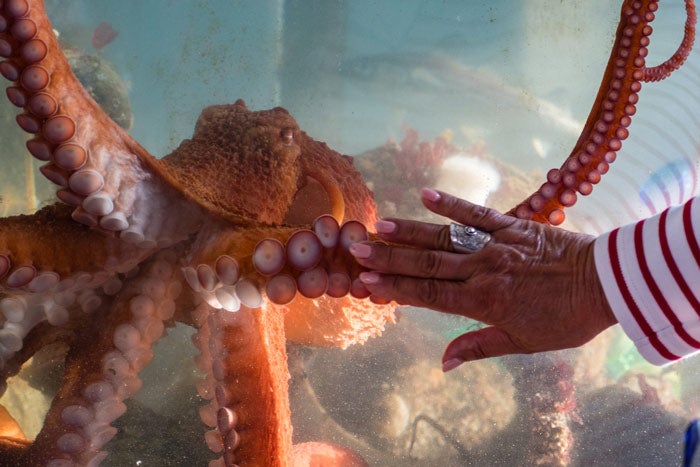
<box><xmin>593</xmin><ymin>196</ymin><xmax>700</xmax><ymax>365</ymax></box>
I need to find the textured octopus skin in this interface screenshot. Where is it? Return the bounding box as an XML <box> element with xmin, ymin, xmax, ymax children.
<box><xmin>509</xmin><ymin>0</ymin><xmax>696</xmax><ymax>225</ymax></box>
<box><xmin>0</xmin><ymin>0</ymin><xmax>394</xmax><ymax>465</ymax></box>
<box><xmin>506</xmin><ymin>1</ymin><xmax>696</xmax><ymax>464</ymax></box>
<box><xmin>0</xmin><ymin>0</ymin><xmax>696</xmax><ymax>466</ymax></box>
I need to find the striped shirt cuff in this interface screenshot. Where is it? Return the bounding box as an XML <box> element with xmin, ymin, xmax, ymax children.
<box><xmin>593</xmin><ymin>197</ymin><xmax>700</xmax><ymax>365</ymax></box>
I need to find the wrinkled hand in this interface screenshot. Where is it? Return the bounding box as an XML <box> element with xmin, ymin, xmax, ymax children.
<box><xmin>349</xmin><ymin>188</ymin><xmax>616</xmax><ymax>371</ymax></box>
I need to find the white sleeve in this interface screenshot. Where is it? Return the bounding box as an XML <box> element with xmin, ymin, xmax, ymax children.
<box><xmin>593</xmin><ymin>196</ymin><xmax>700</xmax><ymax>365</ymax></box>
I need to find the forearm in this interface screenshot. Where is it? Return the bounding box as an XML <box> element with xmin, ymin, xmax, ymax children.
<box><xmin>594</xmin><ymin>196</ymin><xmax>700</xmax><ymax>365</ymax></box>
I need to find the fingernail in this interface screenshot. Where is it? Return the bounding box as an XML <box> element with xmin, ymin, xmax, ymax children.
<box><xmin>359</xmin><ymin>271</ymin><xmax>380</xmax><ymax>284</ymax></box>
<box><xmin>349</xmin><ymin>243</ymin><xmax>371</xmax><ymax>259</ymax></box>
<box><xmin>421</xmin><ymin>188</ymin><xmax>441</xmax><ymax>203</ymax></box>
<box><xmin>442</xmin><ymin>358</ymin><xmax>465</xmax><ymax>372</ymax></box>
<box><xmin>375</xmin><ymin>219</ymin><xmax>396</xmax><ymax>234</ymax></box>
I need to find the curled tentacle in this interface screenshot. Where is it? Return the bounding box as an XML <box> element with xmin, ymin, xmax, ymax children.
<box><xmin>183</xmin><ymin>217</ymin><xmax>384</xmax><ymax>308</ymax></box>
<box><xmin>509</xmin><ymin>0</ymin><xmax>697</xmax><ymax>225</ymax></box>
<box><xmin>0</xmin><ymin>0</ymin><xmax>203</xmax><ymax>245</ymax></box>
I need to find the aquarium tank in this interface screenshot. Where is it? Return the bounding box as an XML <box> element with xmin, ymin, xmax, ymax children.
<box><xmin>0</xmin><ymin>0</ymin><xmax>698</xmax><ymax>466</ymax></box>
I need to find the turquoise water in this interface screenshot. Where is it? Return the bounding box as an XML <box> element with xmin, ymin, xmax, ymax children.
<box><xmin>1</xmin><ymin>1</ymin><xmax>699</xmax><ymax>465</ymax></box>
<box><xmin>45</xmin><ymin>1</ymin><xmax>608</xmax><ymax>157</ymax></box>
<box><xmin>44</xmin><ymin>1</ymin><xmax>699</xmax><ymax>234</ymax></box>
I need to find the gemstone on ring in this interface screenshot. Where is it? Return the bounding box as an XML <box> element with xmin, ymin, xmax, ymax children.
<box><xmin>449</xmin><ymin>223</ymin><xmax>491</xmax><ymax>253</ymax></box>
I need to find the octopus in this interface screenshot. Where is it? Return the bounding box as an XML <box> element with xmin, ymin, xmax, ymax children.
<box><xmin>510</xmin><ymin>0</ymin><xmax>696</xmax><ymax>226</ymax></box>
<box><xmin>0</xmin><ymin>0</ymin><xmax>694</xmax><ymax>466</ymax></box>
<box><xmin>0</xmin><ymin>0</ymin><xmax>395</xmax><ymax>465</ymax></box>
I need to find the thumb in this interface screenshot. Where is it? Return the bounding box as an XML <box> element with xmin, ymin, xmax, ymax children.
<box><xmin>441</xmin><ymin>327</ymin><xmax>523</xmax><ymax>371</ymax></box>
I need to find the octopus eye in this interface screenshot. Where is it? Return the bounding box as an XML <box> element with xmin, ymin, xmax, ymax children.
<box><xmin>280</xmin><ymin>127</ymin><xmax>294</xmax><ymax>146</ymax></box>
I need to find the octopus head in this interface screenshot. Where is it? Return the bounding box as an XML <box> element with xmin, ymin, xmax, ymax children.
<box><xmin>158</xmin><ymin>99</ymin><xmax>305</xmax><ymax>224</ymax></box>
<box><xmin>192</xmin><ymin>99</ymin><xmax>302</xmax><ymax>164</ymax></box>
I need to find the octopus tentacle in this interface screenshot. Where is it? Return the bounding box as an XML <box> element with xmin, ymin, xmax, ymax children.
<box><xmin>183</xmin><ymin>217</ymin><xmax>379</xmax><ymax>311</ymax></box>
<box><xmin>0</xmin><ymin>0</ymin><xmax>203</xmax><ymax>245</ymax></box>
<box><xmin>0</xmin><ymin>320</ymin><xmax>70</xmax><ymax>396</ymax></box>
<box><xmin>19</xmin><ymin>251</ymin><xmax>181</xmax><ymax>466</ymax></box>
<box><xmin>1</xmin><ymin>1</ymin><xmax>392</xmax><ymax>464</ymax></box>
<box><xmin>182</xmin><ymin>216</ymin><xmax>395</xmax><ymax>349</ymax></box>
<box><xmin>644</xmin><ymin>0</ymin><xmax>696</xmax><ymax>81</ymax></box>
<box><xmin>509</xmin><ymin>0</ymin><xmax>697</xmax><ymax>225</ymax></box>
<box><xmin>191</xmin><ymin>303</ymin><xmax>292</xmax><ymax>466</ymax></box>
<box><xmin>192</xmin><ymin>303</ymin><xmax>369</xmax><ymax>466</ymax></box>
<box><xmin>0</xmin><ymin>204</ymin><xmax>163</xmax><ymax>371</ymax></box>
<box><xmin>0</xmin><ymin>204</ymin><xmax>152</xmax><ymax>288</ymax></box>
<box><xmin>0</xmin><ymin>289</ymin><xmax>97</xmax><ymax>378</ymax></box>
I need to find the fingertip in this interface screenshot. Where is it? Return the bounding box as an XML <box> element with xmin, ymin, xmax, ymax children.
<box><xmin>348</xmin><ymin>242</ymin><xmax>372</xmax><ymax>259</ymax></box>
<box><xmin>444</xmin><ymin>327</ymin><xmax>522</xmax><ymax>363</ymax></box>
<box><xmin>443</xmin><ymin>328</ymin><xmax>497</xmax><ymax>363</ymax></box>
<box><xmin>442</xmin><ymin>357</ymin><xmax>465</xmax><ymax>372</ymax></box>
<box><xmin>374</xmin><ymin>219</ymin><xmax>397</xmax><ymax>235</ymax></box>
<box><xmin>442</xmin><ymin>336</ymin><xmax>472</xmax><ymax>368</ymax></box>
<box><xmin>420</xmin><ymin>187</ymin><xmax>441</xmax><ymax>203</ymax></box>
<box><xmin>358</xmin><ymin>271</ymin><xmax>380</xmax><ymax>284</ymax></box>
<box><xmin>357</xmin><ymin>272</ymin><xmax>393</xmax><ymax>301</ymax></box>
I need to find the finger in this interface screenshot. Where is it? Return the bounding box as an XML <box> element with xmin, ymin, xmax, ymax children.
<box><xmin>441</xmin><ymin>327</ymin><xmax>524</xmax><ymax>370</ymax></box>
<box><xmin>350</xmin><ymin>241</ymin><xmax>477</xmax><ymax>280</ymax></box>
<box><xmin>420</xmin><ymin>188</ymin><xmax>516</xmax><ymax>231</ymax></box>
<box><xmin>358</xmin><ymin>272</ymin><xmax>476</xmax><ymax>315</ymax></box>
<box><xmin>374</xmin><ymin>217</ymin><xmax>452</xmax><ymax>251</ymax></box>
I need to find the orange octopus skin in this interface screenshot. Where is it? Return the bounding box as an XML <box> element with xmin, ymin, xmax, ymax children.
<box><xmin>291</xmin><ymin>441</ymin><xmax>368</xmax><ymax>467</ymax></box>
<box><xmin>0</xmin><ymin>0</ymin><xmax>395</xmax><ymax>465</ymax></box>
<box><xmin>510</xmin><ymin>0</ymin><xmax>696</xmax><ymax>226</ymax></box>
<box><xmin>0</xmin><ymin>0</ymin><xmax>695</xmax><ymax>466</ymax></box>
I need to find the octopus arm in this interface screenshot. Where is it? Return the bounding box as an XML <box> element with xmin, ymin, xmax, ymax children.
<box><xmin>191</xmin><ymin>303</ymin><xmax>293</xmax><ymax>465</ymax></box>
<box><xmin>0</xmin><ymin>203</ymin><xmax>151</xmax><ymax>291</ymax></box>
<box><xmin>297</xmin><ymin>134</ymin><xmax>377</xmax><ymax>226</ymax></box>
<box><xmin>0</xmin><ymin>321</ymin><xmax>71</xmax><ymax>391</ymax></box>
<box><xmin>0</xmin><ymin>0</ymin><xmax>192</xmax><ymax>240</ymax></box>
<box><xmin>184</xmin><ymin>223</ymin><xmax>396</xmax><ymax>347</ymax></box>
<box><xmin>17</xmin><ymin>251</ymin><xmax>181</xmax><ymax>466</ymax></box>
<box><xmin>0</xmin><ymin>204</ymin><xmax>158</xmax><ymax>381</ymax></box>
<box><xmin>509</xmin><ymin>0</ymin><xmax>696</xmax><ymax>225</ymax></box>
<box><xmin>0</xmin><ymin>325</ymin><xmax>66</xmax><ymax>465</ymax></box>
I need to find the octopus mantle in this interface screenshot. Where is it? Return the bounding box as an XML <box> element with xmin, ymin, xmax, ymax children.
<box><xmin>0</xmin><ymin>0</ymin><xmax>395</xmax><ymax>465</ymax></box>
<box><xmin>0</xmin><ymin>0</ymin><xmax>696</xmax><ymax>466</ymax></box>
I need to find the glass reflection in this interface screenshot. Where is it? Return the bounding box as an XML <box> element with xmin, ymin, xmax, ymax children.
<box><xmin>0</xmin><ymin>1</ymin><xmax>697</xmax><ymax>465</ymax></box>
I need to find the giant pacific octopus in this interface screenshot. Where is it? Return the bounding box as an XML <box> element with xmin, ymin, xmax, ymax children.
<box><xmin>0</xmin><ymin>0</ymin><xmax>695</xmax><ymax>466</ymax></box>
<box><xmin>0</xmin><ymin>0</ymin><xmax>395</xmax><ymax>465</ymax></box>
<box><xmin>509</xmin><ymin>0</ymin><xmax>696</xmax><ymax>226</ymax></box>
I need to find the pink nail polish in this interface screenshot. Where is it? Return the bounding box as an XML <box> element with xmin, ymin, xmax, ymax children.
<box><xmin>349</xmin><ymin>243</ymin><xmax>371</xmax><ymax>259</ymax></box>
<box><xmin>421</xmin><ymin>188</ymin><xmax>441</xmax><ymax>203</ymax></box>
<box><xmin>375</xmin><ymin>219</ymin><xmax>396</xmax><ymax>234</ymax></box>
<box><xmin>359</xmin><ymin>271</ymin><xmax>380</xmax><ymax>284</ymax></box>
<box><xmin>442</xmin><ymin>358</ymin><xmax>464</xmax><ymax>372</ymax></box>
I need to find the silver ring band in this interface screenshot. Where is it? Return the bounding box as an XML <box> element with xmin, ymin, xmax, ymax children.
<box><xmin>449</xmin><ymin>223</ymin><xmax>491</xmax><ymax>253</ymax></box>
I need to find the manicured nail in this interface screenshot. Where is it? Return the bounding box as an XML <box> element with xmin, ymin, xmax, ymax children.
<box><xmin>421</xmin><ymin>188</ymin><xmax>441</xmax><ymax>203</ymax></box>
<box><xmin>442</xmin><ymin>358</ymin><xmax>465</xmax><ymax>372</ymax></box>
<box><xmin>375</xmin><ymin>219</ymin><xmax>396</xmax><ymax>234</ymax></box>
<box><xmin>359</xmin><ymin>271</ymin><xmax>380</xmax><ymax>284</ymax></box>
<box><xmin>349</xmin><ymin>243</ymin><xmax>371</xmax><ymax>259</ymax></box>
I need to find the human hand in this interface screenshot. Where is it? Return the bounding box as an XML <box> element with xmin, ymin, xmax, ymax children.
<box><xmin>349</xmin><ymin>188</ymin><xmax>617</xmax><ymax>371</ymax></box>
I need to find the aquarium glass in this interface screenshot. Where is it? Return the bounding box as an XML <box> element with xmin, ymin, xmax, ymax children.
<box><xmin>0</xmin><ymin>1</ymin><xmax>698</xmax><ymax>465</ymax></box>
